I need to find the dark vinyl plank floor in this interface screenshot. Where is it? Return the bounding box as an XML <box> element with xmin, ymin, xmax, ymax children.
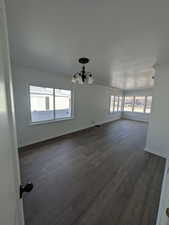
<box><xmin>20</xmin><ymin>119</ymin><xmax>165</xmax><ymax>225</ymax></box>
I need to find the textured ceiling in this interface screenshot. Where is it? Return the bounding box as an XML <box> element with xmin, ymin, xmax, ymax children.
<box><xmin>6</xmin><ymin>0</ymin><xmax>169</xmax><ymax>89</ymax></box>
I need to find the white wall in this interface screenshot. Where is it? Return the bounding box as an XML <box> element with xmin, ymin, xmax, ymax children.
<box><xmin>122</xmin><ymin>89</ymin><xmax>153</xmax><ymax>122</ymax></box>
<box><xmin>146</xmin><ymin>64</ymin><xmax>169</xmax><ymax>158</ymax></box>
<box><xmin>146</xmin><ymin>65</ymin><xmax>169</xmax><ymax>225</ymax></box>
<box><xmin>12</xmin><ymin>66</ymin><xmax>123</xmax><ymax>147</ymax></box>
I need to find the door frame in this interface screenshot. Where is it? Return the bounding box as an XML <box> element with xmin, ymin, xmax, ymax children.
<box><xmin>0</xmin><ymin>0</ymin><xmax>25</xmax><ymax>224</ymax></box>
<box><xmin>156</xmin><ymin>159</ymin><xmax>169</xmax><ymax>225</ymax></box>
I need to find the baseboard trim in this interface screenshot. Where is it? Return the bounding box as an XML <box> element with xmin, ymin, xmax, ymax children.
<box><xmin>19</xmin><ymin>117</ymin><xmax>120</xmax><ymax>151</ymax></box>
<box><xmin>121</xmin><ymin>117</ymin><xmax>148</xmax><ymax>123</ymax></box>
<box><xmin>144</xmin><ymin>147</ymin><xmax>168</xmax><ymax>159</ymax></box>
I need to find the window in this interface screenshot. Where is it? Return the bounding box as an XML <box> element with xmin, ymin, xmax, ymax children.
<box><xmin>110</xmin><ymin>95</ymin><xmax>152</xmax><ymax>114</ymax></box>
<box><xmin>145</xmin><ymin>96</ymin><xmax>152</xmax><ymax>113</ymax></box>
<box><xmin>55</xmin><ymin>89</ymin><xmax>71</xmax><ymax>119</ymax></box>
<box><xmin>30</xmin><ymin>86</ymin><xmax>54</xmax><ymax>122</ymax></box>
<box><xmin>114</xmin><ymin>96</ymin><xmax>119</xmax><ymax>112</ymax></box>
<box><xmin>134</xmin><ymin>96</ymin><xmax>145</xmax><ymax>113</ymax></box>
<box><xmin>110</xmin><ymin>96</ymin><xmax>123</xmax><ymax>113</ymax></box>
<box><xmin>110</xmin><ymin>96</ymin><xmax>114</xmax><ymax>113</ymax></box>
<box><xmin>29</xmin><ymin>85</ymin><xmax>72</xmax><ymax>123</ymax></box>
<box><xmin>118</xmin><ymin>96</ymin><xmax>123</xmax><ymax>111</ymax></box>
<box><xmin>124</xmin><ymin>96</ymin><xmax>133</xmax><ymax>112</ymax></box>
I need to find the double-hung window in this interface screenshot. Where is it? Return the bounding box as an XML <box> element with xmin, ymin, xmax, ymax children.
<box><xmin>29</xmin><ymin>85</ymin><xmax>72</xmax><ymax>123</ymax></box>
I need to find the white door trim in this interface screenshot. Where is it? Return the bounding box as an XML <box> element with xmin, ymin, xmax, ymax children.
<box><xmin>0</xmin><ymin>1</ymin><xmax>25</xmax><ymax>224</ymax></box>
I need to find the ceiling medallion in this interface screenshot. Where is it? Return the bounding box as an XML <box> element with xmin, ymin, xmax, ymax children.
<box><xmin>72</xmin><ymin>57</ymin><xmax>94</xmax><ymax>84</ymax></box>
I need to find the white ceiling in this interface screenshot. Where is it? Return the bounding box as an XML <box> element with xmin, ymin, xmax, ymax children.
<box><xmin>6</xmin><ymin>0</ymin><xmax>169</xmax><ymax>89</ymax></box>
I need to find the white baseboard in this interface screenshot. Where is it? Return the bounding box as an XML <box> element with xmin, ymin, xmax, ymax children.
<box><xmin>122</xmin><ymin>117</ymin><xmax>148</xmax><ymax>122</ymax></box>
<box><xmin>19</xmin><ymin>117</ymin><xmax>121</xmax><ymax>148</ymax></box>
<box><xmin>144</xmin><ymin>147</ymin><xmax>168</xmax><ymax>159</ymax></box>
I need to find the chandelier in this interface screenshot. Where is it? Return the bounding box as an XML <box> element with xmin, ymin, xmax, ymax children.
<box><xmin>72</xmin><ymin>57</ymin><xmax>94</xmax><ymax>84</ymax></box>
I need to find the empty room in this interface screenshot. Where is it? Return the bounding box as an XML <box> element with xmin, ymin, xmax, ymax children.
<box><xmin>1</xmin><ymin>1</ymin><xmax>169</xmax><ymax>225</ymax></box>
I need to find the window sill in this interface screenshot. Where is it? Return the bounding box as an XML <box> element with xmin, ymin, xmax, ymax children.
<box><xmin>29</xmin><ymin>116</ymin><xmax>74</xmax><ymax>126</ymax></box>
<box><xmin>123</xmin><ymin>111</ymin><xmax>150</xmax><ymax>114</ymax></box>
<box><xmin>109</xmin><ymin>111</ymin><xmax>122</xmax><ymax>114</ymax></box>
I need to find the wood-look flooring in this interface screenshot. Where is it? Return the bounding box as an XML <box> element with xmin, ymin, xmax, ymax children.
<box><xmin>20</xmin><ymin>119</ymin><xmax>165</xmax><ymax>225</ymax></box>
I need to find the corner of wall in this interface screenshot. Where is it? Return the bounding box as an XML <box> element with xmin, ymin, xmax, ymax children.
<box><xmin>144</xmin><ymin>147</ymin><xmax>168</xmax><ymax>159</ymax></box>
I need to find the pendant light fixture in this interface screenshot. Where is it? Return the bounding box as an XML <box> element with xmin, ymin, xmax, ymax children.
<box><xmin>72</xmin><ymin>57</ymin><xmax>94</xmax><ymax>84</ymax></box>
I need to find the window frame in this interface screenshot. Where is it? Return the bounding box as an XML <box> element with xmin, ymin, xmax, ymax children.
<box><xmin>114</xmin><ymin>96</ymin><xmax>119</xmax><ymax>112</ymax></box>
<box><xmin>145</xmin><ymin>96</ymin><xmax>152</xmax><ymax>114</ymax></box>
<box><xmin>123</xmin><ymin>96</ymin><xmax>134</xmax><ymax>112</ymax></box>
<box><xmin>123</xmin><ymin>95</ymin><xmax>152</xmax><ymax>114</ymax></box>
<box><xmin>109</xmin><ymin>95</ymin><xmax>123</xmax><ymax>113</ymax></box>
<box><xmin>118</xmin><ymin>96</ymin><xmax>123</xmax><ymax>112</ymax></box>
<box><xmin>109</xmin><ymin>95</ymin><xmax>115</xmax><ymax>113</ymax></box>
<box><xmin>28</xmin><ymin>84</ymin><xmax>74</xmax><ymax>125</ymax></box>
<box><xmin>133</xmin><ymin>96</ymin><xmax>146</xmax><ymax>113</ymax></box>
